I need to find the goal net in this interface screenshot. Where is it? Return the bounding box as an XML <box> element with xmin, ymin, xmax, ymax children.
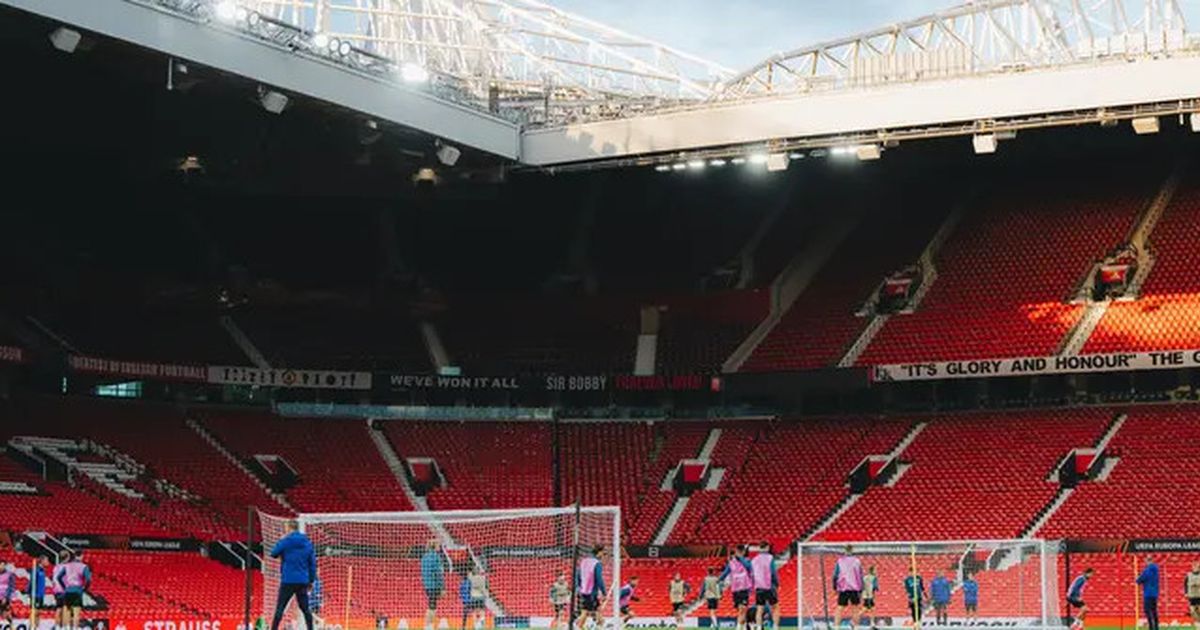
<box><xmin>796</xmin><ymin>540</ymin><xmax>1063</xmax><ymax>630</ymax></box>
<box><xmin>259</xmin><ymin>507</ymin><xmax>621</xmax><ymax>630</ymax></box>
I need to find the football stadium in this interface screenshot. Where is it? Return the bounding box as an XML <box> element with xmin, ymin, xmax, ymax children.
<box><xmin>0</xmin><ymin>2</ymin><xmax>1199</xmax><ymax>630</ymax></box>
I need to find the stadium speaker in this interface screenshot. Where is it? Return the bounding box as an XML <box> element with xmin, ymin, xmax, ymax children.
<box><xmin>48</xmin><ymin>27</ymin><xmax>82</xmax><ymax>53</ymax></box>
<box><xmin>258</xmin><ymin>89</ymin><xmax>289</xmax><ymax>115</ymax></box>
<box><xmin>972</xmin><ymin>133</ymin><xmax>998</xmax><ymax>154</ymax></box>
<box><xmin>436</xmin><ymin>143</ymin><xmax>462</xmax><ymax>167</ymax></box>
<box><xmin>1132</xmin><ymin>116</ymin><xmax>1160</xmax><ymax>135</ymax></box>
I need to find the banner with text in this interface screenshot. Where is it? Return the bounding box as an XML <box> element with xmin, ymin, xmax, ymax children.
<box><xmin>69</xmin><ymin>356</ymin><xmax>207</xmax><ymax>383</ymax></box>
<box><xmin>0</xmin><ymin>346</ymin><xmax>23</xmax><ymax>364</ymax></box>
<box><xmin>208</xmin><ymin>366</ymin><xmax>372</xmax><ymax>390</ymax></box>
<box><xmin>388</xmin><ymin>373</ymin><xmax>713</xmax><ymax>393</ymax></box>
<box><xmin>106</xmin><ymin>618</ymin><xmax>237</xmax><ymax>630</ymax></box>
<box><xmin>871</xmin><ymin>348</ymin><xmax>1200</xmax><ymax>382</ymax></box>
<box><xmin>54</xmin><ymin>534</ymin><xmax>200</xmax><ymax>552</ymax></box>
<box><xmin>389</xmin><ymin>373</ymin><xmax>532</xmax><ymax>392</ymax></box>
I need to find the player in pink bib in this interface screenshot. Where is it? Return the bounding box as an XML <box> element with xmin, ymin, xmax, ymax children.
<box><xmin>832</xmin><ymin>546</ymin><xmax>865</xmax><ymax>629</ymax></box>
<box><xmin>752</xmin><ymin>543</ymin><xmax>780</xmax><ymax>630</ymax></box>
<box><xmin>719</xmin><ymin>546</ymin><xmax>754</xmax><ymax>630</ymax></box>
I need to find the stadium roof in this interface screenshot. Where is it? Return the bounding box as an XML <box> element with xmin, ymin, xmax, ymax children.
<box><xmin>5</xmin><ymin>0</ymin><xmax>1198</xmax><ymax>169</ymax></box>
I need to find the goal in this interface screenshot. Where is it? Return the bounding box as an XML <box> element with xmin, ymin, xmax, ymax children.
<box><xmin>796</xmin><ymin>539</ymin><xmax>1063</xmax><ymax>630</ymax></box>
<box><xmin>258</xmin><ymin>507</ymin><xmax>621</xmax><ymax>630</ymax></box>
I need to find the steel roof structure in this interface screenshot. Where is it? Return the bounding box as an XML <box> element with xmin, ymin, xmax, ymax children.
<box><xmin>2</xmin><ymin>0</ymin><xmax>1197</xmax><ymax>167</ymax></box>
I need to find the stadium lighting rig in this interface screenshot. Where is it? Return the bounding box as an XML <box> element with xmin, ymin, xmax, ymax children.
<box><xmin>257</xmin><ymin>86</ymin><xmax>288</xmax><ymax>114</ymax></box>
<box><xmin>765</xmin><ymin>153</ymin><xmax>789</xmax><ymax>172</ymax></box>
<box><xmin>400</xmin><ymin>63</ymin><xmax>431</xmax><ymax>84</ymax></box>
<box><xmin>653</xmin><ymin>142</ymin><xmax>883</xmax><ymax>175</ymax></box>
<box><xmin>141</xmin><ymin>0</ymin><xmax>435</xmax><ymax>93</ymax></box>
<box><xmin>972</xmin><ymin>134</ymin><xmax>999</xmax><ymax>155</ymax></box>
<box><xmin>435</xmin><ymin>142</ymin><xmax>462</xmax><ymax>167</ymax></box>
<box><xmin>126</xmin><ymin>0</ymin><xmax>732</xmax><ymax>127</ymax></box>
<box><xmin>108</xmin><ymin>0</ymin><xmax>1194</xmax><ymax>169</ymax></box>
<box><xmin>1132</xmin><ymin>116</ymin><xmax>1161</xmax><ymax>135</ymax></box>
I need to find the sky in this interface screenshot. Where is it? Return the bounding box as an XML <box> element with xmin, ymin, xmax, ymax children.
<box><xmin>550</xmin><ymin>0</ymin><xmax>1200</xmax><ymax>71</ymax></box>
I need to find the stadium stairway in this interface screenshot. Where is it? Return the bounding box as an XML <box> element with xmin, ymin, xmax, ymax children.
<box><xmin>369</xmin><ymin>421</ymin><xmax>424</xmax><ymax>508</ymax></box>
<box><xmin>380</xmin><ymin>420</ymin><xmax>553</xmax><ymax>510</ymax></box>
<box><xmin>199</xmin><ymin>411</ymin><xmax>412</xmax><ymax>514</ymax></box>
<box><xmin>821</xmin><ymin>408</ymin><xmax>1113</xmax><ymax>541</ymax></box>
<box><xmin>855</xmin><ymin>163</ymin><xmax>1159</xmax><ymax>366</ymax></box>
<box><xmin>185</xmin><ymin>416</ymin><xmax>294</xmax><ymax>515</ymax></box>
<box><xmin>650</xmin><ymin>428</ymin><xmax>722</xmax><ymax>545</ymax></box>
<box><xmin>837</xmin><ymin>205</ymin><xmax>964</xmax><ymax>367</ymax></box>
<box><xmin>419</xmin><ymin>321</ymin><xmax>452</xmax><ymax>372</ymax></box>
<box><xmin>1057</xmin><ymin>168</ymin><xmax>1181</xmax><ymax>356</ymax></box>
<box><xmin>1081</xmin><ymin>172</ymin><xmax>1200</xmax><ymax>355</ymax></box>
<box><xmin>2</xmin><ymin>397</ymin><xmax>284</xmax><ymax>539</ymax></box>
<box><xmin>739</xmin><ymin>185</ymin><xmax>951</xmax><ymax>373</ymax></box>
<box><xmin>1041</xmin><ymin>404</ymin><xmax>1200</xmax><ymax>539</ymax></box>
<box><xmin>804</xmin><ymin>421</ymin><xmax>927</xmax><ymax>540</ymax></box>
<box><xmin>1021</xmin><ymin>412</ymin><xmax>1127</xmax><ymax>538</ymax></box>
<box><xmin>219</xmin><ymin>314</ymin><xmax>271</xmax><ymax>369</ymax></box>
<box><xmin>654</xmin><ymin>291</ymin><xmax>769</xmax><ymax>375</ymax></box>
<box><xmin>723</xmin><ymin>201</ymin><xmax>869</xmax><ymax>373</ymax></box>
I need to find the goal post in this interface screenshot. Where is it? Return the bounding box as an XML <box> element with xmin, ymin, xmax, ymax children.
<box><xmin>796</xmin><ymin>539</ymin><xmax>1064</xmax><ymax>630</ymax></box>
<box><xmin>258</xmin><ymin>506</ymin><xmax>621</xmax><ymax>630</ymax></box>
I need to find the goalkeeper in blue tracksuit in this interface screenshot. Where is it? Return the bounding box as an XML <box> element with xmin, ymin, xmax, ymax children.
<box><xmin>270</xmin><ymin>521</ymin><xmax>317</xmax><ymax>630</ymax></box>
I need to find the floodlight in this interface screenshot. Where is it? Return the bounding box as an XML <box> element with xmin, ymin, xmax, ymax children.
<box><xmin>855</xmin><ymin>144</ymin><xmax>882</xmax><ymax>161</ymax></box>
<box><xmin>48</xmin><ymin>27</ymin><xmax>81</xmax><ymax>53</ymax></box>
<box><xmin>766</xmin><ymin>153</ymin><xmax>789</xmax><ymax>172</ymax></box>
<box><xmin>401</xmin><ymin>63</ymin><xmax>430</xmax><ymax>83</ymax></box>
<box><xmin>313</xmin><ymin>33</ymin><xmax>329</xmax><ymax>49</ymax></box>
<box><xmin>214</xmin><ymin>0</ymin><xmax>238</xmax><ymax>22</ymax></box>
<box><xmin>436</xmin><ymin>143</ymin><xmax>462</xmax><ymax>167</ymax></box>
<box><xmin>671</xmin><ymin>163</ymin><xmax>687</xmax><ymax>171</ymax></box>
<box><xmin>413</xmin><ymin>168</ymin><xmax>438</xmax><ymax>185</ymax></box>
<box><xmin>1132</xmin><ymin>116</ymin><xmax>1160</xmax><ymax>135</ymax></box>
<box><xmin>259</xmin><ymin>89</ymin><xmax>289</xmax><ymax>114</ymax></box>
<box><xmin>709</xmin><ymin>159</ymin><xmax>727</xmax><ymax>167</ymax></box>
<box><xmin>687</xmin><ymin>160</ymin><xmax>706</xmax><ymax>170</ymax></box>
<box><xmin>747</xmin><ymin>153</ymin><xmax>769</xmax><ymax>165</ymax></box>
<box><xmin>654</xmin><ymin>165</ymin><xmax>671</xmax><ymax>172</ymax></box>
<box><xmin>1191</xmin><ymin>113</ymin><xmax>1200</xmax><ymax>133</ymax></box>
<box><xmin>972</xmin><ymin>134</ymin><xmax>998</xmax><ymax>154</ymax></box>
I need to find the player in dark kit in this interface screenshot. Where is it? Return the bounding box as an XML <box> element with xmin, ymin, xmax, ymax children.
<box><xmin>1067</xmin><ymin>568</ymin><xmax>1093</xmax><ymax>630</ymax></box>
<box><xmin>930</xmin><ymin>571</ymin><xmax>952</xmax><ymax>625</ymax></box>
<box><xmin>422</xmin><ymin>541</ymin><xmax>447</xmax><ymax>630</ymax></box>
<box><xmin>903</xmin><ymin>568</ymin><xmax>926</xmax><ymax>626</ymax></box>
